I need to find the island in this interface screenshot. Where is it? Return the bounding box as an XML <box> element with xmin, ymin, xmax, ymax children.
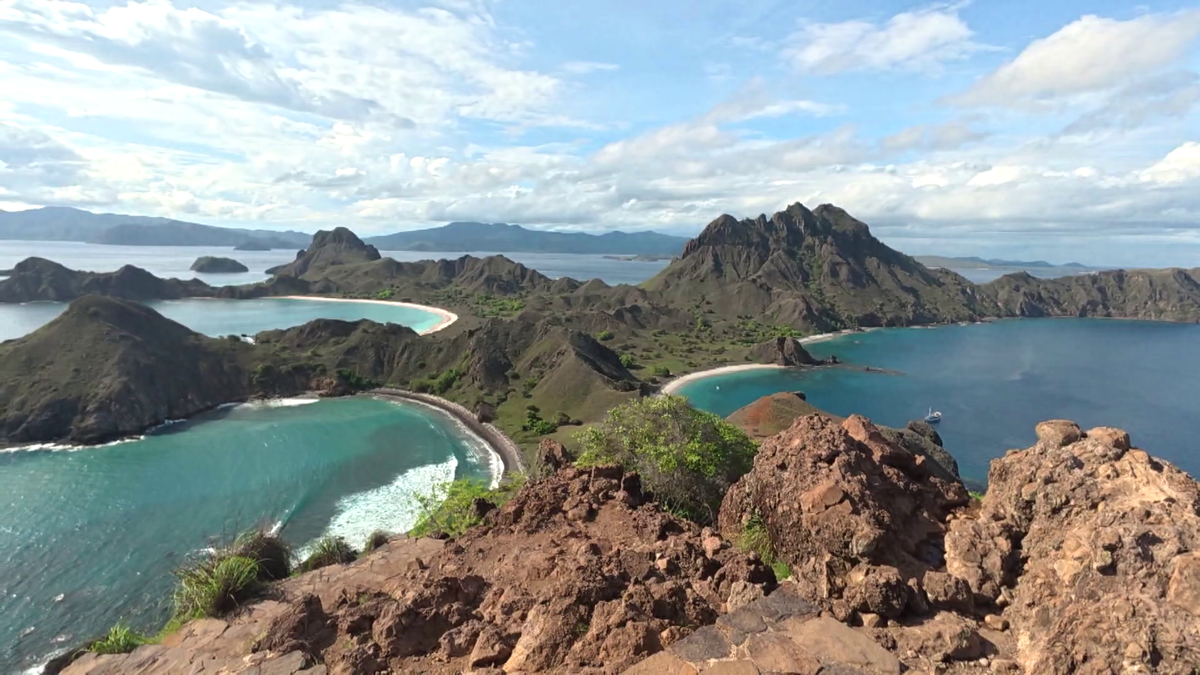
<box><xmin>234</xmin><ymin>239</ymin><xmax>272</xmax><ymax>251</ymax></box>
<box><xmin>189</xmin><ymin>256</ymin><xmax>249</xmax><ymax>273</ymax></box>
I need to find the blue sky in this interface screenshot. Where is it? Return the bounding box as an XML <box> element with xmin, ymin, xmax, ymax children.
<box><xmin>2</xmin><ymin>0</ymin><xmax>1200</xmax><ymax>265</ymax></box>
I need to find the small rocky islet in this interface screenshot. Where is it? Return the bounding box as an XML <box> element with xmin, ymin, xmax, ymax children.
<box><xmin>4</xmin><ymin>202</ymin><xmax>1200</xmax><ymax>674</ymax></box>
<box><xmin>189</xmin><ymin>256</ymin><xmax>250</xmax><ymax>273</ymax></box>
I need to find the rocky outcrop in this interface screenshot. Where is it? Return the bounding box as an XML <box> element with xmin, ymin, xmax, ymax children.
<box><xmin>0</xmin><ymin>257</ymin><xmax>213</xmax><ymax>303</ymax></box>
<box><xmin>66</xmin><ymin>461</ymin><xmax>776</xmax><ymax>674</ymax></box>
<box><xmin>944</xmin><ymin>419</ymin><xmax>1200</xmax><ymax>673</ymax></box>
<box><xmin>748</xmin><ymin>336</ymin><xmax>819</xmax><ymax>366</ymax></box>
<box><xmin>981</xmin><ymin>268</ymin><xmax>1200</xmax><ymax>322</ymax></box>
<box><xmin>718</xmin><ymin>414</ymin><xmax>970</xmax><ymax>624</ymax></box>
<box><xmin>189</xmin><ymin>256</ymin><xmax>249</xmax><ymax>273</ymax></box>
<box><xmin>0</xmin><ymin>296</ymin><xmax>255</xmax><ymax>445</ymax></box>
<box><xmin>725</xmin><ymin>391</ymin><xmax>832</xmax><ymax>440</ymax></box>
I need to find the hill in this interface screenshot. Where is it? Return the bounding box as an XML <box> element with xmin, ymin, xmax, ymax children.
<box><xmin>915</xmin><ymin>255</ymin><xmax>1089</xmax><ymax>271</ymax></box>
<box><xmin>0</xmin><ymin>296</ymin><xmax>256</xmax><ymax>445</ymax></box>
<box><xmin>364</xmin><ymin>221</ymin><xmax>689</xmax><ymax>255</ymax></box>
<box><xmin>982</xmin><ymin>268</ymin><xmax>1200</xmax><ymax>322</ymax></box>
<box><xmin>0</xmin><ymin>207</ymin><xmax>310</xmax><ymax>247</ymax></box>
<box><xmin>0</xmin><ymin>257</ymin><xmax>214</xmax><ymax>303</ymax></box>
<box><xmin>645</xmin><ymin>202</ymin><xmax>986</xmax><ymax>330</ymax></box>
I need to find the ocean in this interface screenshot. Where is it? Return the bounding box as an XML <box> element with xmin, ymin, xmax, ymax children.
<box><xmin>676</xmin><ymin>319</ymin><xmax>1200</xmax><ymax>484</ymax></box>
<box><xmin>0</xmin><ymin>241</ymin><xmax>672</xmax><ymax>287</ymax></box>
<box><xmin>0</xmin><ymin>397</ymin><xmax>496</xmax><ymax>673</ymax></box>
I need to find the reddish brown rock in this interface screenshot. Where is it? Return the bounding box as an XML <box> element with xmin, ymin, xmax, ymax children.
<box><xmin>945</xmin><ymin>423</ymin><xmax>1200</xmax><ymax>674</ymax></box>
<box><xmin>718</xmin><ymin>414</ymin><xmax>968</xmax><ymax>617</ymax></box>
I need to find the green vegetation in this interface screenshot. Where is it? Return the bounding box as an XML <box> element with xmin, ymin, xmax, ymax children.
<box><xmin>411</xmin><ymin>368</ymin><xmax>462</xmax><ymax>395</ymax></box>
<box><xmin>651</xmin><ymin>365</ymin><xmax>671</xmax><ymax>378</ymax></box>
<box><xmin>619</xmin><ymin>353</ymin><xmax>638</xmax><ymax>369</ymax></box>
<box><xmin>575</xmin><ymin>395</ymin><xmax>757</xmax><ymax>523</ymax></box>
<box><xmin>411</xmin><ymin>476</ymin><xmax>526</xmax><ymax>538</ymax></box>
<box><xmin>736</xmin><ymin>515</ymin><xmax>790</xmax><ymax>580</ymax></box>
<box><xmin>375</xmin><ymin>288</ymin><xmax>395</xmax><ymax>300</ymax></box>
<box><xmin>335</xmin><ymin>368</ymin><xmax>380</xmax><ymax>390</ymax></box>
<box><xmin>434</xmin><ymin>289</ymin><xmax>526</xmax><ymax>318</ymax></box>
<box><xmin>297</xmin><ymin>536</ymin><xmax>357</xmax><ymax>573</ymax></box>
<box><xmin>363</xmin><ymin>530</ymin><xmax>390</xmax><ymax>553</ymax></box>
<box><xmin>596</xmin><ymin>329</ymin><xmax>614</xmax><ymax>341</ymax></box>
<box><xmin>969</xmin><ymin>490</ymin><xmax>985</xmax><ymax>502</ymax></box>
<box><xmin>174</xmin><ymin>555</ymin><xmax>262</xmax><ymax>619</ymax></box>
<box><xmin>90</xmin><ymin>622</ymin><xmax>148</xmax><ymax>655</ymax></box>
<box><xmin>522</xmin><ymin>406</ymin><xmax>557</xmax><ymax>435</ymax></box>
<box><xmin>733</xmin><ymin>319</ymin><xmax>804</xmax><ymax>345</ymax></box>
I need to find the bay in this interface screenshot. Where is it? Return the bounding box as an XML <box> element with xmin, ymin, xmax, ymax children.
<box><xmin>0</xmin><ymin>397</ymin><xmax>496</xmax><ymax>673</ymax></box>
<box><xmin>676</xmin><ymin>319</ymin><xmax>1200</xmax><ymax>483</ymax></box>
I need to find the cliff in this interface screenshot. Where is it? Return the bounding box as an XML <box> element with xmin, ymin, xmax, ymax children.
<box><xmin>0</xmin><ymin>296</ymin><xmax>254</xmax><ymax>445</ymax></box>
<box><xmin>981</xmin><ymin>268</ymin><xmax>1200</xmax><ymax>322</ymax></box>
<box><xmin>0</xmin><ymin>258</ymin><xmax>214</xmax><ymax>303</ymax></box>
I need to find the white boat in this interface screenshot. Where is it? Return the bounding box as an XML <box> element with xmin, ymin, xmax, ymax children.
<box><xmin>925</xmin><ymin>408</ymin><xmax>943</xmax><ymax>423</ymax></box>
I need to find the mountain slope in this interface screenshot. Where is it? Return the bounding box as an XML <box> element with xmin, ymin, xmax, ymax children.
<box><xmin>645</xmin><ymin>202</ymin><xmax>985</xmax><ymax>330</ymax></box>
<box><xmin>365</xmin><ymin>221</ymin><xmax>688</xmax><ymax>255</ymax></box>
<box><xmin>0</xmin><ymin>296</ymin><xmax>255</xmax><ymax>445</ymax></box>
<box><xmin>981</xmin><ymin>268</ymin><xmax>1200</xmax><ymax>322</ymax></box>
<box><xmin>0</xmin><ymin>257</ymin><xmax>214</xmax><ymax>303</ymax></box>
<box><xmin>0</xmin><ymin>207</ymin><xmax>310</xmax><ymax>247</ymax></box>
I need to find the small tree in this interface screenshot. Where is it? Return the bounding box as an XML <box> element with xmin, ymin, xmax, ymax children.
<box><xmin>574</xmin><ymin>395</ymin><xmax>756</xmax><ymax>523</ymax></box>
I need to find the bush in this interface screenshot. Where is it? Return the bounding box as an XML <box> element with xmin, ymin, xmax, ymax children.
<box><xmin>297</xmin><ymin>536</ymin><xmax>357</xmax><ymax>573</ymax></box>
<box><xmin>651</xmin><ymin>365</ymin><xmax>671</xmax><ymax>377</ymax></box>
<box><xmin>574</xmin><ymin>395</ymin><xmax>756</xmax><ymax>523</ymax></box>
<box><xmin>596</xmin><ymin>330</ymin><xmax>614</xmax><ymax>341</ymax></box>
<box><xmin>736</xmin><ymin>514</ymin><xmax>790</xmax><ymax>580</ymax></box>
<box><xmin>174</xmin><ymin>555</ymin><xmax>261</xmax><ymax>619</ymax></box>
<box><xmin>363</xmin><ymin>530</ymin><xmax>391</xmax><ymax>554</ymax></box>
<box><xmin>376</xmin><ymin>289</ymin><xmax>395</xmax><ymax>300</ymax></box>
<box><xmin>90</xmin><ymin>622</ymin><xmax>148</xmax><ymax>655</ymax></box>
<box><xmin>619</xmin><ymin>353</ymin><xmax>637</xmax><ymax>369</ymax></box>
<box><xmin>411</xmin><ymin>476</ymin><xmax>526</xmax><ymax>538</ymax></box>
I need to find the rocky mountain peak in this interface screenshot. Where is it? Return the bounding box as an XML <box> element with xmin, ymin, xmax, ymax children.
<box><xmin>273</xmin><ymin>226</ymin><xmax>381</xmax><ymax>279</ymax></box>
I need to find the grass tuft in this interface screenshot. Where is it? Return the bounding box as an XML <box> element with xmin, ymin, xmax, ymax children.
<box><xmin>736</xmin><ymin>514</ymin><xmax>790</xmax><ymax>580</ymax></box>
<box><xmin>297</xmin><ymin>536</ymin><xmax>358</xmax><ymax>573</ymax></box>
<box><xmin>173</xmin><ymin>555</ymin><xmax>262</xmax><ymax>619</ymax></box>
<box><xmin>363</xmin><ymin>530</ymin><xmax>391</xmax><ymax>554</ymax></box>
<box><xmin>90</xmin><ymin>622</ymin><xmax>148</xmax><ymax>655</ymax></box>
<box><xmin>230</xmin><ymin>529</ymin><xmax>291</xmax><ymax>581</ymax></box>
<box><xmin>411</xmin><ymin>475</ymin><xmax>526</xmax><ymax>539</ymax></box>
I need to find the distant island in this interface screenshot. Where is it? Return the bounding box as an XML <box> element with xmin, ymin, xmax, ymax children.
<box><xmin>915</xmin><ymin>255</ymin><xmax>1091</xmax><ymax>270</ymax></box>
<box><xmin>363</xmin><ymin>221</ymin><xmax>689</xmax><ymax>255</ymax></box>
<box><xmin>190</xmin><ymin>256</ymin><xmax>249</xmax><ymax>273</ymax></box>
<box><xmin>602</xmin><ymin>253</ymin><xmax>676</xmax><ymax>262</ymax></box>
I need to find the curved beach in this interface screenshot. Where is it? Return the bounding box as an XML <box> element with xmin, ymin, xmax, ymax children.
<box><xmin>372</xmin><ymin>388</ymin><xmax>525</xmax><ymax>481</ymax></box>
<box><xmin>275</xmin><ymin>295</ymin><xmax>459</xmax><ymax>335</ymax></box>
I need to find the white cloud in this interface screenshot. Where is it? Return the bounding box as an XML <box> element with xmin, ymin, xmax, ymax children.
<box><xmin>882</xmin><ymin>120</ymin><xmax>989</xmax><ymax>152</ymax></box>
<box><xmin>784</xmin><ymin>5</ymin><xmax>986</xmax><ymax>74</ymax></box>
<box><xmin>559</xmin><ymin>61</ymin><xmax>619</xmax><ymax>75</ymax></box>
<box><xmin>1140</xmin><ymin>142</ymin><xmax>1200</xmax><ymax>185</ymax></box>
<box><xmin>952</xmin><ymin>11</ymin><xmax>1200</xmax><ymax>108</ymax></box>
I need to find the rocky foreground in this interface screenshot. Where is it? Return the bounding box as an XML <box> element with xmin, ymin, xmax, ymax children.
<box><xmin>57</xmin><ymin>414</ymin><xmax>1200</xmax><ymax>675</ymax></box>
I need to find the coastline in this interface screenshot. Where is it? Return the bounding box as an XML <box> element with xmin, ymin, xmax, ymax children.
<box><xmin>273</xmin><ymin>295</ymin><xmax>459</xmax><ymax>335</ymax></box>
<box><xmin>372</xmin><ymin>388</ymin><xmax>525</xmax><ymax>481</ymax></box>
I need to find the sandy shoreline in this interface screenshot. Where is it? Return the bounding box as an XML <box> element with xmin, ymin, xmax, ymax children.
<box><xmin>372</xmin><ymin>388</ymin><xmax>525</xmax><ymax>482</ymax></box>
<box><xmin>274</xmin><ymin>295</ymin><xmax>459</xmax><ymax>335</ymax></box>
<box><xmin>660</xmin><ymin>328</ymin><xmax>872</xmax><ymax>395</ymax></box>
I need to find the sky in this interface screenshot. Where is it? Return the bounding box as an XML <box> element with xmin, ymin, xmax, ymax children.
<box><xmin>2</xmin><ymin>1</ymin><xmax>1200</xmax><ymax>266</ymax></box>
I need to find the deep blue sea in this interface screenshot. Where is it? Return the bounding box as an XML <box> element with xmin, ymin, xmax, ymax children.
<box><xmin>677</xmin><ymin>319</ymin><xmax>1200</xmax><ymax>484</ymax></box>
<box><xmin>0</xmin><ymin>397</ymin><xmax>496</xmax><ymax>673</ymax></box>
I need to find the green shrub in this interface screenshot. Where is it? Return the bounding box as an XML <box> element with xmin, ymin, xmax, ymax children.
<box><xmin>363</xmin><ymin>530</ymin><xmax>391</xmax><ymax>554</ymax></box>
<box><xmin>574</xmin><ymin>395</ymin><xmax>756</xmax><ymax>523</ymax></box>
<box><xmin>174</xmin><ymin>555</ymin><xmax>261</xmax><ymax>619</ymax></box>
<box><xmin>522</xmin><ymin>408</ymin><xmax>557</xmax><ymax>435</ymax></box>
<box><xmin>376</xmin><ymin>289</ymin><xmax>395</xmax><ymax>300</ymax></box>
<box><xmin>969</xmin><ymin>490</ymin><xmax>985</xmax><ymax>502</ymax></box>
<box><xmin>90</xmin><ymin>622</ymin><xmax>148</xmax><ymax>655</ymax></box>
<box><xmin>619</xmin><ymin>353</ymin><xmax>637</xmax><ymax>369</ymax></box>
<box><xmin>411</xmin><ymin>476</ymin><xmax>526</xmax><ymax>538</ymax></box>
<box><xmin>596</xmin><ymin>330</ymin><xmax>614</xmax><ymax>341</ymax></box>
<box><xmin>736</xmin><ymin>515</ymin><xmax>789</xmax><ymax>579</ymax></box>
<box><xmin>651</xmin><ymin>365</ymin><xmax>671</xmax><ymax>377</ymax></box>
<box><xmin>297</xmin><ymin>536</ymin><xmax>357</xmax><ymax>573</ymax></box>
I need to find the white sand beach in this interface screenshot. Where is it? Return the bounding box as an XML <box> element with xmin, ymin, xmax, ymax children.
<box><xmin>660</xmin><ymin>364</ymin><xmax>786</xmax><ymax>395</ymax></box>
<box><xmin>274</xmin><ymin>295</ymin><xmax>458</xmax><ymax>334</ymax></box>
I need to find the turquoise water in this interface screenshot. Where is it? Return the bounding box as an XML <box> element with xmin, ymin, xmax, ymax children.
<box><xmin>0</xmin><ymin>397</ymin><xmax>495</xmax><ymax>673</ymax></box>
<box><xmin>678</xmin><ymin>319</ymin><xmax>1200</xmax><ymax>483</ymax></box>
<box><xmin>0</xmin><ymin>297</ymin><xmax>444</xmax><ymax>342</ymax></box>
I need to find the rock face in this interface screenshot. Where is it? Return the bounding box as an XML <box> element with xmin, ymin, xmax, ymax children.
<box><xmin>944</xmin><ymin>420</ymin><xmax>1200</xmax><ymax>673</ymax></box>
<box><xmin>981</xmin><ymin>268</ymin><xmax>1200</xmax><ymax>323</ymax></box>
<box><xmin>749</xmin><ymin>336</ymin><xmax>819</xmax><ymax>366</ymax></box>
<box><xmin>189</xmin><ymin>256</ymin><xmax>249</xmax><ymax>273</ymax></box>
<box><xmin>0</xmin><ymin>257</ymin><xmax>213</xmax><ymax>303</ymax></box>
<box><xmin>0</xmin><ymin>296</ymin><xmax>254</xmax><ymax>445</ymax></box>
<box><xmin>718</xmin><ymin>414</ymin><xmax>970</xmax><ymax>623</ymax></box>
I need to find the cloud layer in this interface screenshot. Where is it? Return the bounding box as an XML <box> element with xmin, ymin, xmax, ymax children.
<box><xmin>2</xmin><ymin>1</ymin><xmax>1200</xmax><ymax>265</ymax></box>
